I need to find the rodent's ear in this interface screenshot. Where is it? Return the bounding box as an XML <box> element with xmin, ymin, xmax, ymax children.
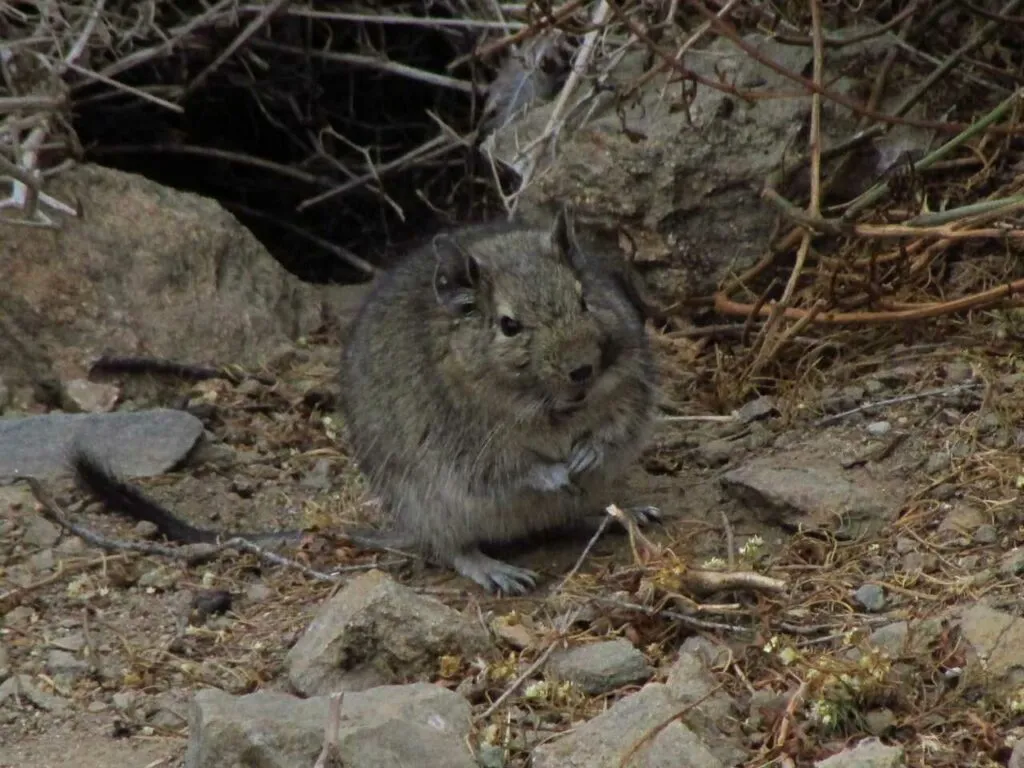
<box><xmin>548</xmin><ymin>204</ymin><xmax>583</xmax><ymax>271</ymax></box>
<box><xmin>431</xmin><ymin>234</ymin><xmax>487</xmax><ymax>314</ymax></box>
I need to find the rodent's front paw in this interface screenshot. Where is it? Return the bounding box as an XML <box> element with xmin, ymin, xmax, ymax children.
<box><xmin>526</xmin><ymin>462</ymin><xmax>579</xmax><ymax>494</ymax></box>
<box><xmin>567</xmin><ymin>441</ymin><xmax>605</xmax><ymax>476</ymax></box>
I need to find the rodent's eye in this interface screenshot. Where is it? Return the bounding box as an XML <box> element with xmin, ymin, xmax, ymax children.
<box><xmin>499</xmin><ymin>315</ymin><xmax>522</xmax><ymax>337</ymax></box>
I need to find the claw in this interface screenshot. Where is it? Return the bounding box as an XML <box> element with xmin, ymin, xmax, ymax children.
<box><xmin>627</xmin><ymin>505</ymin><xmax>662</xmax><ymax>526</ymax></box>
<box><xmin>452</xmin><ymin>549</ymin><xmax>539</xmax><ymax>595</ymax></box>
<box><xmin>567</xmin><ymin>441</ymin><xmax>604</xmax><ymax>476</ymax></box>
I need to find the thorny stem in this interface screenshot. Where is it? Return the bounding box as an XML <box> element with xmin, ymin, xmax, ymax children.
<box><xmin>843</xmin><ymin>88</ymin><xmax>1023</xmax><ymax>220</ymax></box>
<box><xmin>715</xmin><ymin>276</ymin><xmax>1024</xmax><ymax>326</ymax></box>
<box><xmin>743</xmin><ymin>0</ymin><xmax>825</xmax><ymax>378</ymax></box>
<box><xmin>687</xmin><ymin>0</ymin><xmax>1024</xmax><ymax>136</ymax></box>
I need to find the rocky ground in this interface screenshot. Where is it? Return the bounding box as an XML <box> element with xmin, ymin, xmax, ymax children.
<box><xmin>3</xmin><ymin>3</ymin><xmax>1024</xmax><ymax>759</ymax></box>
<box><xmin>3</xmin><ymin>324</ymin><xmax>1024</xmax><ymax>768</ymax></box>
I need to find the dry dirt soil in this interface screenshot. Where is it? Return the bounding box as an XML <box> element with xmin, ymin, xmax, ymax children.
<box><xmin>1</xmin><ymin>326</ymin><xmax>1019</xmax><ymax>768</ymax></box>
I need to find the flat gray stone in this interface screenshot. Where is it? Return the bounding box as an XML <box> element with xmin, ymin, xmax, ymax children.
<box><xmin>0</xmin><ymin>408</ymin><xmax>203</xmax><ymax>482</ymax></box>
<box><xmin>721</xmin><ymin>450</ymin><xmax>900</xmax><ymax>539</ymax></box>
<box><xmin>547</xmin><ymin>639</ymin><xmax>652</xmax><ymax>695</ymax></box>
<box><xmin>815</xmin><ymin>737</ymin><xmax>903</xmax><ymax>767</ymax></box>
<box><xmin>532</xmin><ymin>684</ymin><xmax>724</xmax><ymax>768</ymax></box>
<box><xmin>186</xmin><ymin>684</ymin><xmax>474</xmax><ymax>768</ymax></box>
<box><xmin>0</xmin><ymin>674</ymin><xmax>69</xmax><ymax>712</ymax></box>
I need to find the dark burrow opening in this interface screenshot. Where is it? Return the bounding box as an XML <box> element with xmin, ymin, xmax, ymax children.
<box><xmin>70</xmin><ymin>7</ymin><xmax>514</xmax><ymax>286</ymax></box>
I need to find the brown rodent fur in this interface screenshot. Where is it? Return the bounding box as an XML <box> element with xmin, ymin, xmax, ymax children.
<box><xmin>339</xmin><ymin>207</ymin><xmax>657</xmax><ymax>594</ymax></box>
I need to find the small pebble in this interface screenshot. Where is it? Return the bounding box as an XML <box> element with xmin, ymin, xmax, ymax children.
<box><xmin>138</xmin><ymin>566</ymin><xmax>179</xmax><ymax>591</ymax></box>
<box><xmin>64</xmin><ymin>379</ymin><xmax>119</xmax><ymax>413</ymax></box>
<box><xmin>943</xmin><ymin>361</ymin><xmax>973</xmax><ymax>384</ymax></box>
<box><xmin>988</xmin><ymin>430</ymin><xmax>1013</xmax><ymax>450</ymax></box>
<box><xmin>23</xmin><ymin>517</ymin><xmax>61</xmax><ymax>548</ymax></box>
<box><xmin>977</xmin><ymin>412</ymin><xmax>1002</xmax><ymax>433</ymax></box>
<box><xmin>745</xmin><ymin>423</ymin><xmax>774</xmax><ymax>450</ymax></box>
<box><xmin>1001</xmin><ymin>549</ymin><xmax>1024</xmax><ymax>577</ymax></box>
<box><xmin>112</xmin><ymin>691</ymin><xmax>136</xmax><ymax>712</ymax></box>
<box><xmin>923</xmin><ymin>452</ymin><xmax>950</xmax><ymax>474</ymax></box>
<box><xmin>737</xmin><ymin>396</ymin><xmax>778</xmax><ymax>424</ymax></box>
<box><xmin>51</xmin><ymin>633</ymin><xmax>86</xmax><ymax>652</ymax></box>
<box><xmin>299</xmin><ymin>458</ymin><xmax>332</xmax><ymax>490</ymax></box>
<box><xmin>894</xmin><ymin>537</ymin><xmax>916</xmax><ymax>554</ymax></box>
<box><xmin>245</xmin><ymin>583</ymin><xmax>273</xmax><ymax>604</ymax></box>
<box><xmin>695</xmin><ymin>438</ymin><xmax>740</xmax><ymax>467</ymax></box>
<box><xmin>477</xmin><ymin>744</ymin><xmax>508</xmax><ymax>768</ymax></box>
<box><xmin>973</xmin><ymin>525</ymin><xmax>998</xmax><ymax>545</ymax></box>
<box><xmin>547</xmin><ymin>639</ymin><xmax>652</xmax><ymax>695</ymax></box>
<box><xmin>134</xmin><ymin>520</ymin><xmax>160</xmax><ymax>539</ymax></box>
<box><xmin>56</xmin><ymin>536</ymin><xmax>87</xmax><ymax>555</ymax></box>
<box><xmin>998</xmin><ymin>372</ymin><xmax>1024</xmax><ymax>392</ymax></box>
<box><xmin>236</xmin><ymin>378</ymin><xmax>263</xmax><ymax>396</ymax></box>
<box><xmin>853</xmin><ymin>584</ymin><xmax>886</xmax><ymax>613</ymax></box>
<box><xmin>27</xmin><ymin>548</ymin><xmax>55</xmax><ymax>573</ymax></box>
<box><xmin>841</xmin><ymin>384</ymin><xmax>866</xmax><ymax>402</ymax></box>
<box><xmin>3</xmin><ymin>606</ymin><xmax>34</xmax><ymax>626</ymax></box>
<box><xmin>231</xmin><ymin>477</ymin><xmax>257</xmax><ymax>498</ymax></box>
<box><xmin>491</xmin><ymin>615</ymin><xmax>535</xmax><ymax>650</ymax></box>
<box><xmin>901</xmin><ymin>552</ymin><xmax>935</xmax><ymax>573</ymax></box>
<box><xmin>863</xmin><ymin>708</ymin><xmax>897</xmax><ymax>736</ymax></box>
<box><xmin>959</xmin><ymin>555</ymin><xmax>981</xmax><ymax>570</ymax></box>
<box><xmin>863</xmin><ymin>379</ymin><xmax>886</xmax><ymax>395</ymax></box>
<box><xmin>46</xmin><ymin>649</ymin><xmax>89</xmax><ymax>677</ymax></box>
<box><xmin>866</xmin><ymin>420</ymin><xmax>891</xmax><ymax>436</ymax></box>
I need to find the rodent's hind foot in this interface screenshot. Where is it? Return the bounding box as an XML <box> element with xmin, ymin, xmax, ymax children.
<box><xmin>452</xmin><ymin>549</ymin><xmax>538</xmax><ymax>595</ymax></box>
<box><xmin>626</xmin><ymin>505</ymin><xmax>662</xmax><ymax>526</ymax></box>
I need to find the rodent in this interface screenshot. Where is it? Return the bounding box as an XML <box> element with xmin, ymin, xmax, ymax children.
<box><xmin>68</xmin><ymin>208</ymin><xmax>657</xmax><ymax>595</ymax></box>
<box><xmin>338</xmin><ymin>206</ymin><xmax>658</xmax><ymax>594</ymax></box>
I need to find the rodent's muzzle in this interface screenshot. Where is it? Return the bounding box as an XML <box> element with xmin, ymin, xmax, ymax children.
<box><xmin>552</xmin><ymin>360</ymin><xmax>599</xmax><ymax>416</ymax></box>
<box><xmin>544</xmin><ymin>326</ymin><xmax>613</xmax><ymax>415</ymax></box>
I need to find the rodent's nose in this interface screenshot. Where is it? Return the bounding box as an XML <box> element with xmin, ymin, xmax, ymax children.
<box><xmin>569</xmin><ymin>364</ymin><xmax>593</xmax><ymax>384</ymax></box>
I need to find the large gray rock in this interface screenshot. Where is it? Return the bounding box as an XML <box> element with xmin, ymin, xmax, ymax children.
<box><xmin>0</xmin><ymin>292</ymin><xmax>62</xmax><ymax>411</ymax></box>
<box><xmin>666</xmin><ymin>648</ymin><xmax>746</xmax><ymax>767</ymax></box>
<box><xmin>720</xmin><ymin>435</ymin><xmax>905</xmax><ymax>539</ymax></box>
<box><xmin>532</xmin><ymin>683</ymin><xmax>725</xmax><ymax>768</ymax></box>
<box><xmin>959</xmin><ymin>604</ymin><xmax>1024</xmax><ymax>693</ymax></box>
<box><xmin>815</xmin><ymin>737</ymin><xmax>903</xmax><ymax>768</ymax></box>
<box><xmin>186</xmin><ymin>684</ymin><xmax>475</xmax><ymax>768</ymax></box>
<box><xmin>0</xmin><ymin>163</ymin><xmax>326</xmax><ymax>397</ymax></box>
<box><xmin>0</xmin><ymin>408</ymin><xmax>203</xmax><ymax>482</ymax></box>
<box><xmin>286</xmin><ymin>570</ymin><xmax>493</xmax><ymax>696</ymax></box>
<box><xmin>487</xmin><ymin>29</ymin><xmax>930</xmax><ymax>305</ymax></box>
<box><xmin>547</xmin><ymin>639</ymin><xmax>652</xmax><ymax>695</ymax></box>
